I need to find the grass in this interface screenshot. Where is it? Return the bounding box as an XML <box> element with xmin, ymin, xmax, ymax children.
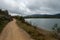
<box><xmin>16</xmin><ymin>19</ymin><xmax>57</xmax><ymax>40</ymax></box>
<box><xmin>16</xmin><ymin>20</ymin><xmax>45</xmax><ymax>40</ymax></box>
<box><xmin>0</xmin><ymin>20</ymin><xmax>9</xmax><ymax>33</ymax></box>
<box><xmin>0</xmin><ymin>16</ymin><xmax>12</xmax><ymax>33</ymax></box>
<box><xmin>0</xmin><ymin>9</ymin><xmax>12</xmax><ymax>33</ymax></box>
<box><xmin>13</xmin><ymin>16</ymin><xmax>57</xmax><ymax>40</ymax></box>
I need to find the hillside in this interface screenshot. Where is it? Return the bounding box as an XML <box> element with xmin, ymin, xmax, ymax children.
<box><xmin>0</xmin><ymin>9</ymin><xmax>12</xmax><ymax>33</ymax></box>
<box><xmin>0</xmin><ymin>19</ymin><xmax>33</xmax><ymax>40</ymax></box>
<box><xmin>24</xmin><ymin>14</ymin><xmax>60</xmax><ymax>18</ymax></box>
<box><xmin>16</xmin><ymin>17</ymin><xmax>57</xmax><ymax>40</ymax></box>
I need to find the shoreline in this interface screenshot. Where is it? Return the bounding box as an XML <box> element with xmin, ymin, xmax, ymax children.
<box><xmin>16</xmin><ymin>19</ymin><xmax>56</xmax><ymax>40</ymax></box>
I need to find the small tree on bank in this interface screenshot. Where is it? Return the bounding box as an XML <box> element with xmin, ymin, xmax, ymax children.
<box><xmin>52</xmin><ymin>24</ymin><xmax>60</xmax><ymax>40</ymax></box>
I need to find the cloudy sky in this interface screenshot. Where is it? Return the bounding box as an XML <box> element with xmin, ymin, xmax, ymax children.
<box><xmin>0</xmin><ymin>0</ymin><xmax>60</xmax><ymax>16</ymax></box>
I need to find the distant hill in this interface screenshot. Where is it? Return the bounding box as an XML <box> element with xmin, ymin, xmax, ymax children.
<box><xmin>24</xmin><ymin>14</ymin><xmax>60</xmax><ymax>18</ymax></box>
<box><xmin>55</xmin><ymin>13</ymin><xmax>60</xmax><ymax>15</ymax></box>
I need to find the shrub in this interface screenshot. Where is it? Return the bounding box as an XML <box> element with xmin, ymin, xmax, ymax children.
<box><xmin>52</xmin><ymin>24</ymin><xmax>60</xmax><ymax>40</ymax></box>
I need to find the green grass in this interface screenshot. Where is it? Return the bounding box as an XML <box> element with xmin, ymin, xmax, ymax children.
<box><xmin>16</xmin><ymin>18</ymin><xmax>56</xmax><ymax>40</ymax></box>
<box><xmin>0</xmin><ymin>16</ymin><xmax>12</xmax><ymax>33</ymax></box>
<box><xmin>13</xmin><ymin>16</ymin><xmax>56</xmax><ymax>40</ymax></box>
<box><xmin>0</xmin><ymin>9</ymin><xmax>12</xmax><ymax>33</ymax></box>
<box><xmin>16</xmin><ymin>20</ymin><xmax>45</xmax><ymax>40</ymax></box>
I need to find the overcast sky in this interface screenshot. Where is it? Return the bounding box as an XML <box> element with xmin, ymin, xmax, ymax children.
<box><xmin>0</xmin><ymin>0</ymin><xmax>60</xmax><ymax>16</ymax></box>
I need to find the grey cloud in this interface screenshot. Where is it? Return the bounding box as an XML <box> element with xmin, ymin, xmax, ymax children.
<box><xmin>27</xmin><ymin>0</ymin><xmax>60</xmax><ymax>14</ymax></box>
<box><xmin>0</xmin><ymin>0</ymin><xmax>60</xmax><ymax>15</ymax></box>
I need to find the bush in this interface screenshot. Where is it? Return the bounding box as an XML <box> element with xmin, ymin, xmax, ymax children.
<box><xmin>0</xmin><ymin>16</ymin><xmax>11</xmax><ymax>33</ymax></box>
<box><xmin>0</xmin><ymin>9</ymin><xmax>12</xmax><ymax>33</ymax></box>
<box><xmin>52</xmin><ymin>24</ymin><xmax>60</xmax><ymax>40</ymax></box>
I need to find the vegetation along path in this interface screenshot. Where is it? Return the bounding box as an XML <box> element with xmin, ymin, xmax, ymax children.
<box><xmin>0</xmin><ymin>19</ymin><xmax>33</xmax><ymax>40</ymax></box>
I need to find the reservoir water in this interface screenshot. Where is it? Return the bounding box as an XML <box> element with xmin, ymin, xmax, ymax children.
<box><xmin>25</xmin><ymin>18</ymin><xmax>60</xmax><ymax>31</ymax></box>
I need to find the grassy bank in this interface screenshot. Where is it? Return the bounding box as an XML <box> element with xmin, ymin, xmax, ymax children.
<box><xmin>0</xmin><ymin>9</ymin><xmax>13</xmax><ymax>33</ymax></box>
<box><xmin>16</xmin><ymin>17</ymin><xmax>56</xmax><ymax>40</ymax></box>
<box><xmin>0</xmin><ymin>16</ymin><xmax>12</xmax><ymax>33</ymax></box>
<box><xmin>16</xmin><ymin>20</ymin><xmax>44</xmax><ymax>40</ymax></box>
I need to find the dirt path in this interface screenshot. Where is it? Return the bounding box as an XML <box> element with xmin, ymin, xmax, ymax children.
<box><xmin>0</xmin><ymin>19</ymin><xmax>33</xmax><ymax>40</ymax></box>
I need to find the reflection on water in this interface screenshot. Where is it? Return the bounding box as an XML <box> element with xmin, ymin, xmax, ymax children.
<box><xmin>25</xmin><ymin>18</ymin><xmax>60</xmax><ymax>31</ymax></box>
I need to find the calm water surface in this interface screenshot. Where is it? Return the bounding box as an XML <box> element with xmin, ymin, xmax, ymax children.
<box><xmin>25</xmin><ymin>18</ymin><xmax>60</xmax><ymax>31</ymax></box>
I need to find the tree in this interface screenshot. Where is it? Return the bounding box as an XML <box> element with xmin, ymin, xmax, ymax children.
<box><xmin>4</xmin><ymin>10</ymin><xmax>9</xmax><ymax>15</ymax></box>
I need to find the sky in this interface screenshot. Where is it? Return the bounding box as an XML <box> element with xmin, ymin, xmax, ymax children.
<box><xmin>0</xmin><ymin>0</ymin><xmax>60</xmax><ymax>16</ymax></box>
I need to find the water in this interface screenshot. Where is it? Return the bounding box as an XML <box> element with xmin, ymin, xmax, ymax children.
<box><xmin>25</xmin><ymin>18</ymin><xmax>60</xmax><ymax>31</ymax></box>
